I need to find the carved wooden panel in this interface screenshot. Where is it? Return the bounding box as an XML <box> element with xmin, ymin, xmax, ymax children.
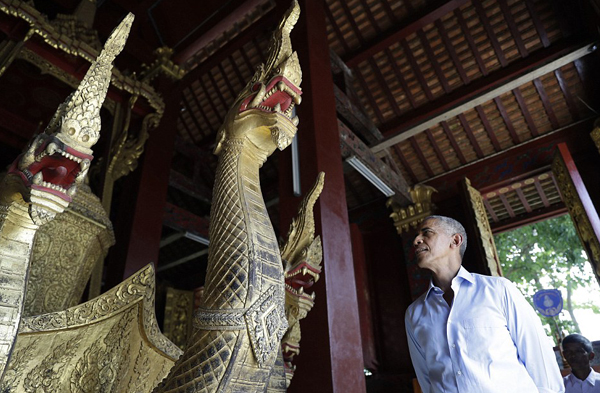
<box><xmin>552</xmin><ymin>143</ymin><xmax>600</xmax><ymax>285</ymax></box>
<box><xmin>460</xmin><ymin>177</ymin><xmax>502</xmax><ymax>276</ymax></box>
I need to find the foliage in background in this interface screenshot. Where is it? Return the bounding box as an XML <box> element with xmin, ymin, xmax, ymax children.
<box><xmin>494</xmin><ymin>214</ymin><xmax>599</xmax><ymax>344</ymax></box>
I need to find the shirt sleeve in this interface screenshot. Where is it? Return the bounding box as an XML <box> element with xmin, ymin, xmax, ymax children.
<box><xmin>405</xmin><ymin>308</ymin><xmax>431</xmax><ymax>393</ymax></box>
<box><xmin>502</xmin><ymin>280</ymin><xmax>565</xmax><ymax>393</ymax></box>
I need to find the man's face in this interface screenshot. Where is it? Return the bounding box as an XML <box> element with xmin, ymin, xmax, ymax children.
<box><xmin>563</xmin><ymin>342</ymin><xmax>594</xmax><ymax>371</ymax></box>
<box><xmin>413</xmin><ymin>219</ymin><xmax>456</xmax><ymax>270</ymax></box>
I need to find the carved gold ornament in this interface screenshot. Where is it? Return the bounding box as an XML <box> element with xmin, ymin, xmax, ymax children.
<box><xmin>25</xmin><ymin>182</ymin><xmax>115</xmax><ymax>316</ymax></box>
<box><xmin>552</xmin><ymin>153</ymin><xmax>600</xmax><ymax>280</ymax></box>
<box><xmin>1</xmin><ymin>264</ymin><xmax>182</xmax><ymax>392</ymax></box>
<box><xmin>462</xmin><ymin>177</ymin><xmax>503</xmax><ymax>277</ymax></box>
<box><xmin>163</xmin><ymin>287</ymin><xmax>195</xmax><ymax>349</ymax></box>
<box><xmin>387</xmin><ymin>184</ymin><xmax>437</xmax><ymax>234</ymax></box>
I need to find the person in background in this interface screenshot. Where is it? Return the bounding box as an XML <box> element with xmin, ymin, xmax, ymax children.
<box><xmin>563</xmin><ymin>333</ymin><xmax>600</xmax><ymax>393</ymax></box>
<box><xmin>405</xmin><ymin>215</ymin><xmax>564</xmax><ymax>393</ymax></box>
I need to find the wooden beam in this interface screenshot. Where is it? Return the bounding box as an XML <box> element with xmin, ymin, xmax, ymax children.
<box><xmin>173</xmin><ymin>0</ymin><xmax>269</xmax><ymax>64</ymax></box>
<box><xmin>339</xmin><ymin>120</ymin><xmax>412</xmax><ymax>204</ymax></box>
<box><xmin>169</xmin><ymin>169</ymin><xmax>212</xmax><ymax>205</ymax></box>
<box><xmin>371</xmin><ymin>40</ymin><xmax>596</xmax><ymax>153</ymax></box>
<box><xmin>163</xmin><ymin>202</ymin><xmax>210</xmax><ymax>240</ymax></box>
<box><xmin>180</xmin><ymin>7</ymin><xmax>279</xmax><ymax>88</ymax></box>
<box><xmin>491</xmin><ymin>204</ymin><xmax>568</xmax><ymax>234</ymax></box>
<box><xmin>425</xmin><ymin>117</ymin><xmax>595</xmax><ymax>192</ymax></box>
<box><xmin>343</xmin><ymin>0</ymin><xmax>471</xmax><ymax>67</ymax></box>
<box><xmin>333</xmin><ymin>84</ymin><xmax>383</xmax><ymax>144</ymax></box>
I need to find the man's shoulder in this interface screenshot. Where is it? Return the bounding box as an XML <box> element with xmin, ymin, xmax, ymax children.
<box><xmin>470</xmin><ymin>272</ymin><xmax>512</xmax><ymax>288</ymax></box>
<box><xmin>406</xmin><ymin>292</ymin><xmax>428</xmax><ymax>318</ymax></box>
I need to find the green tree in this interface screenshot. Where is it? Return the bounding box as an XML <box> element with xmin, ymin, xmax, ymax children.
<box><xmin>494</xmin><ymin>214</ymin><xmax>599</xmax><ymax>344</ymax></box>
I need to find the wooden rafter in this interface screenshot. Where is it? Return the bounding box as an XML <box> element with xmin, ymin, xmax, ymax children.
<box><xmin>475</xmin><ymin>105</ymin><xmax>502</xmax><ymax>152</ymax></box>
<box><xmin>180</xmin><ymin>7</ymin><xmax>278</xmax><ymax>88</ymax></box>
<box><xmin>435</xmin><ymin>19</ymin><xmax>469</xmax><ymax>85</ymax></box>
<box><xmin>525</xmin><ymin>0</ymin><xmax>550</xmax><ymax>48</ymax></box>
<box><xmin>555</xmin><ymin>68</ymin><xmax>580</xmax><ymax>120</ymax></box>
<box><xmin>440</xmin><ymin>120</ymin><xmax>467</xmax><ymax>165</ymax></box>
<box><xmin>498</xmin><ymin>0</ymin><xmax>528</xmax><ymax>58</ymax></box>
<box><xmin>409</xmin><ymin>136</ymin><xmax>434</xmax><ymax>177</ymax></box>
<box><xmin>339</xmin><ymin>120</ymin><xmax>411</xmax><ymax>203</ymax></box>
<box><xmin>512</xmin><ymin>87</ymin><xmax>539</xmax><ymax>137</ymax></box>
<box><xmin>401</xmin><ymin>39</ymin><xmax>435</xmax><ymax>101</ymax></box>
<box><xmin>371</xmin><ymin>40</ymin><xmax>594</xmax><ymax>152</ymax></box>
<box><xmin>173</xmin><ymin>0</ymin><xmax>270</xmax><ymax>64</ymax></box>
<box><xmin>454</xmin><ymin>8</ymin><xmax>488</xmax><ymax>76</ymax></box>
<box><xmin>473</xmin><ymin>0</ymin><xmax>508</xmax><ymax>67</ymax></box>
<box><xmin>533</xmin><ymin>78</ymin><xmax>560</xmax><ymax>128</ymax></box>
<box><xmin>343</xmin><ymin>0</ymin><xmax>471</xmax><ymax>67</ymax></box>
<box><xmin>493</xmin><ymin>97</ymin><xmax>520</xmax><ymax>145</ymax></box>
<box><xmin>425</xmin><ymin>129</ymin><xmax>450</xmax><ymax>171</ymax></box>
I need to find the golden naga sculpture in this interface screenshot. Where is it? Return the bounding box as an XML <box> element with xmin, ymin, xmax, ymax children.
<box><xmin>154</xmin><ymin>2</ymin><xmax>302</xmax><ymax>392</ymax></box>
<box><xmin>280</xmin><ymin>172</ymin><xmax>324</xmax><ymax>387</ymax></box>
<box><xmin>0</xmin><ymin>12</ymin><xmax>132</xmax><ymax>382</ymax></box>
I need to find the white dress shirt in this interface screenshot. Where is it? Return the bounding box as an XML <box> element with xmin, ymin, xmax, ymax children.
<box><xmin>405</xmin><ymin>266</ymin><xmax>564</xmax><ymax>393</ymax></box>
<box><xmin>564</xmin><ymin>369</ymin><xmax>600</xmax><ymax>393</ymax></box>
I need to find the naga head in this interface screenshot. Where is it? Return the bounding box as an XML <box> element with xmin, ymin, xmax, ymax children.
<box><xmin>5</xmin><ymin>13</ymin><xmax>134</xmax><ymax>225</ymax></box>
<box><xmin>214</xmin><ymin>1</ymin><xmax>302</xmax><ymax>164</ymax></box>
<box><xmin>279</xmin><ymin>172</ymin><xmax>324</xmax><ymax>385</ymax></box>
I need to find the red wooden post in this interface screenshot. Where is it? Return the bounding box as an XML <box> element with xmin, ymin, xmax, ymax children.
<box><xmin>278</xmin><ymin>0</ymin><xmax>366</xmax><ymax>391</ymax></box>
<box><xmin>104</xmin><ymin>78</ymin><xmax>182</xmax><ymax>288</ymax></box>
<box><xmin>350</xmin><ymin>223</ymin><xmax>378</xmax><ymax>370</ymax></box>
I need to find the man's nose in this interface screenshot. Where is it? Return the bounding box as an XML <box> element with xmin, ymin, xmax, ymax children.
<box><xmin>413</xmin><ymin>236</ymin><xmax>423</xmax><ymax>247</ymax></box>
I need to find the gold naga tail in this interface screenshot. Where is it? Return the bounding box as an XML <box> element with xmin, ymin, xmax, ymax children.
<box><xmin>0</xmin><ymin>11</ymin><xmax>133</xmax><ymax>382</ymax></box>
<box><xmin>154</xmin><ymin>2</ymin><xmax>302</xmax><ymax>392</ymax></box>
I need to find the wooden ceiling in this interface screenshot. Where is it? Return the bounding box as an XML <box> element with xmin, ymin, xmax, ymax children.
<box><xmin>171</xmin><ymin>0</ymin><xmax>598</xmax><ymax>230</ymax></box>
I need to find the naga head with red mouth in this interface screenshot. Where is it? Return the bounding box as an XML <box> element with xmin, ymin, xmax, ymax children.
<box><xmin>5</xmin><ymin>133</ymin><xmax>93</xmax><ymax>224</ymax></box>
<box><xmin>214</xmin><ymin>1</ymin><xmax>302</xmax><ymax>163</ymax></box>
<box><xmin>2</xmin><ymin>13</ymin><xmax>133</xmax><ymax>225</ymax></box>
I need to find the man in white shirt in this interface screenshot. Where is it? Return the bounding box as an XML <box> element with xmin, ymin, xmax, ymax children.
<box><xmin>405</xmin><ymin>215</ymin><xmax>564</xmax><ymax>393</ymax></box>
<box><xmin>563</xmin><ymin>333</ymin><xmax>600</xmax><ymax>393</ymax></box>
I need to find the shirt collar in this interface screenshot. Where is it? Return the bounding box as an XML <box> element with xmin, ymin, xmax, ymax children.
<box><xmin>567</xmin><ymin>369</ymin><xmax>596</xmax><ymax>386</ymax></box>
<box><xmin>425</xmin><ymin>266</ymin><xmax>474</xmax><ymax>299</ymax></box>
<box><xmin>584</xmin><ymin>368</ymin><xmax>596</xmax><ymax>386</ymax></box>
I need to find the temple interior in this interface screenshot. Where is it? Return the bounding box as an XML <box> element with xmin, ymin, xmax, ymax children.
<box><xmin>0</xmin><ymin>0</ymin><xmax>600</xmax><ymax>392</ymax></box>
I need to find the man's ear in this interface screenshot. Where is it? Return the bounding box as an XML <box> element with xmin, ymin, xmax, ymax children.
<box><xmin>590</xmin><ymin>351</ymin><xmax>595</xmax><ymax>361</ymax></box>
<box><xmin>450</xmin><ymin>233</ymin><xmax>463</xmax><ymax>249</ymax></box>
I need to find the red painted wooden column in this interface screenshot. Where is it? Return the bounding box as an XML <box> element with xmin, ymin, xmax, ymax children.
<box><xmin>350</xmin><ymin>223</ymin><xmax>378</xmax><ymax>370</ymax></box>
<box><xmin>279</xmin><ymin>0</ymin><xmax>366</xmax><ymax>391</ymax></box>
<box><xmin>105</xmin><ymin>77</ymin><xmax>182</xmax><ymax>289</ymax></box>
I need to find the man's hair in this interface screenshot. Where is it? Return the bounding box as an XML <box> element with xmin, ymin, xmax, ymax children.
<box><xmin>423</xmin><ymin>215</ymin><xmax>468</xmax><ymax>258</ymax></box>
<box><xmin>563</xmin><ymin>333</ymin><xmax>593</xmax><ymax>353</ymax></box>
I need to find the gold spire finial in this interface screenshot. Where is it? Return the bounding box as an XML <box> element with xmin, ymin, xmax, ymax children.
<box><xmin>45</xmin><ymin>13</ymin><xmax>135</xmax><ymax>156</ymax></box>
